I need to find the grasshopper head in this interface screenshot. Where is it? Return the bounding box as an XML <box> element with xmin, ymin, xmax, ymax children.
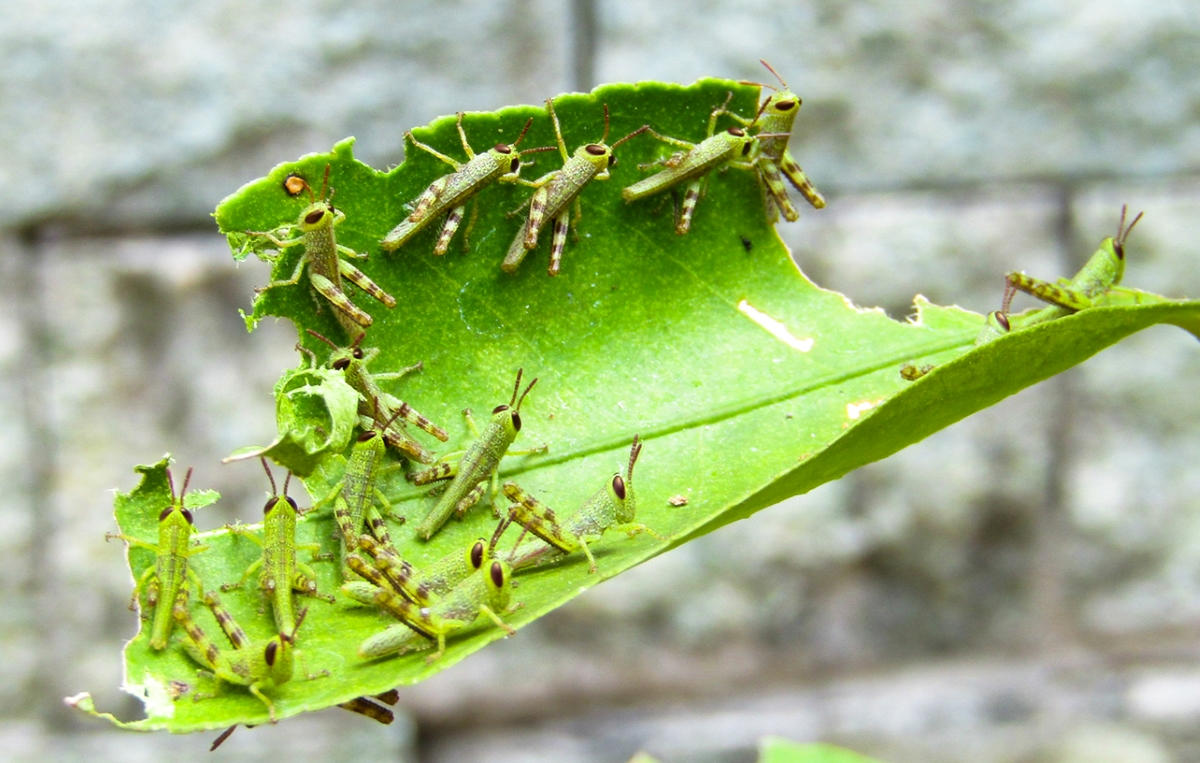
<box><xmin>740</xmin><ymin>60</ymin><xmax>801</xmax><ymax>130</ymax></box>
<box><xmin>491</xmin><ymin>117</ymin><xmax>549</xmax><ymax>177</ymax></box>
<box><xmin>293</xmin><ymin>164</ymin><xmax>336</xmax><ymax>232</ymax></box>
<box><xmin>260</xmin><ymin>458</ymin><xmax>299</xmax><ymax>518</ymax></box>
<box><xmin>490</xmin><ymin>368</ymin><xmax>538</xmax><ymax>438</ymax></box>
<box><xmin>611</xmin><ymin>436</ymin><xmax>642</xmax><ymax>524</ymax></box>
<box><xmin>160</xmin><ymin>466</ymin><xmax>196</xmax><ymax>526</ymax></box>
<box><xmin>261</xmin><ymin>607</ymin><xmax>306</xmax><ymax>686</ymax></box>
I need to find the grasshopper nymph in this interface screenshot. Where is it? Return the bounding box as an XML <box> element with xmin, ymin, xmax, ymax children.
<box><xmin>409</xmin><ymin>369</ymin><xmax>545</xmax><ymax>540</ymax></box>
<box><xmin>1006</xmin><ymin>206</ymin><xmax>1144</xmax><ymax>316</ymax></box>
<box><xmin>502</xmin><ymin>101</ymin><xmax>649</xmax><ymax>276</ymax></box>
<box><xmin>173</xmin><ymin>592</ymin><xmax>318</xmax><ymax>723</ymax></box>
<box><xmin>504</xmin><ymin>435</ymin><xmax>665</xmax><ymax>573</ymax></box>
<box><xmin>221</xmin><ymin>459</ymin><xmax>333</xmax><ymax>633</ymax></box>
<box><xmin>737</xmin><ymin>60</ymin><xmax>826</xmax><ymax>221</ymax></box>
<box><xmin>622</xmin><ymin>92</ymin><xmax>781</xmax><ymax>235</ymax></box>
<box><xmin>107</xmin><ymin>466</ymin><xmax>216</xmax><ymax>650</ymax></box>
<box><xmin>246</xmin><ymin>165</ymin><xmax>395</xmax><ymax>339</ymax></box>
<box><xmin>344</xmin><ymin>531</ymin><xmax>520</xmax><ymax>663</ymax></box>
<box><xmin>303</xmin><ymin>329</ymin><xmax>447</xmax><ymax>463</ymax></box>
<box><xmin>381</xmin><ymin>115</ymin><xmax>554</xmax><ymax>255</ymax></box>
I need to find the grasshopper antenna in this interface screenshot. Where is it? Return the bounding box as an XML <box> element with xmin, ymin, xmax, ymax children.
<box><xmin>305</xmin><ymin>328</ymin><xmax>340</xmax><ymax>352</ymax></box>
<box><xmin>759</xmin><ymin>59</ymin><xmax>790</xmax><ymax>90</ymax></box>
<box><xmin>260</xmin><ymin>457</ymin><xmax>278</xmax><ymax>497</ymax></box>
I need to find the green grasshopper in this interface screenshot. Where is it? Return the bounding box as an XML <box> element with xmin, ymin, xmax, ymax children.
<box><xmin>1006</xmin><ymin>206</ymin><xmax>1144</xmax><ymax>316</ymax></box>
<box><xmin>246</xmin><ymin>165</ymin><xmax>395</xmax><ymax>339</ymax></box>
<box><xmin>503</xmin><ymin>435</ymin><xmax>664</xmax><ymax>573</ymax></box>
<box><xmin>314</xmin><ymin>402</ymin><xmax>408</xmax><ymax>580</ymax></box>
<box><xmin>409</xmin><ymin>369</ymin><xmax>544</xmax><ymax>540</ymax></box>
<box><xmin>173</xmin><ymin>590</ymin><xmax>314</xmax><ymax>723</ymax></box>
<box><xmin>381</xmin><ymin>115</ymin><xmax>554</xmax><ymax>255</ymax></box>
<box><xmin>354</xmin><ymin>518</ymin><xmax>509</xmax><ymax>606</ymax></box>
<box><xmin>107</xmin><ymin>466</ymin><xmax>217</xmax><ymax>650</ymax></box>
<box><xmin>622</xmin><ymin>92</ymin><xmax>783</xmax><ymax>235</ymax></box>
<box><xmin>303</xmin><ymin>329</ymin><xmax>447</xmax><ymax>463</ymax></box>
<box><xmin>501</xmin><ymin>101</ymin><xmax>649</xmax><ymax>276</ymax></box>
<box><xmin>221</xmin><ymin>459</ymin><xmax>333</xmax><ymax>633</ymax></box>
<box><xmin>344</xmin><ymin>545</ymin><xmax>519</xmax><ymax>663</ymax></box>
<box><xmin>736</xmin><ymin>59</ymin><xmax>826</xmax><ymax>221</ymax></box>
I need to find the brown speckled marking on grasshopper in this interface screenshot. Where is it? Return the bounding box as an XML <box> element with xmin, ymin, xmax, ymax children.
<box><xmin>247</xmin><ymin>165</ymin><xmax>395</xmax><ymax>340</ymax></box>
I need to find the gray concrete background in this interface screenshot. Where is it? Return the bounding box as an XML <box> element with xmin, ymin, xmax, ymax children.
<box><xmin>2</xmin><ymin>1</ymin><xmax>1200</xmax><ymax>761</ymax></box>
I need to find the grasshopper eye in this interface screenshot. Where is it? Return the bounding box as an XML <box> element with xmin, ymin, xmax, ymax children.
<box><xmin>775</xmin><ymin>99</ymin><xmax>797</xmax><ymax>111</ymax></box>
<box><xmin>181</xmin><ymin>509</ymin><xmax>195</xmax><ymax>525</ymax></box>
<box><xmin>284</xmin><ymin>174</ymin><xmax>306</xmax><ymax>196</ymax></box>
<box><xmin>264</xmin><ymin>641</ymin><xmax>278</xmax><ymax>666</ymax></box>
<box><xmin>608</xmin><ymin>155</ymin><xmax>617</xmax><ymax>167</ymax></box>
<box><xmin>585</xmin><ymin>144</ymin><xmax>606</xmax><ymax>156</ymax></box>
<box><xmin>352</xmin><ymin>348</ymin><xmax>364</xmax><ymax>359</ymax></box>
<box><xmin>510</xmin><ymin>157</ymin><xmax>521</xmax><ymax>172</ymax></box>
<box><xmin>612</xmin><ymin>474</ymin><xmax>626</xmax><ymax>500</ymax></box>
<box><xmin>358</xmin><ymin>431</ymin><xmax>378</xmax><ymax>443</ymax></box>
<box><xmin>492</xmin><ymin>404</ymin><xmax>509</xmax><ymax>415</ymax></box>
<box><xmin>1114</xmin><ymin>242</ymin><xmax>1126</xmax><ymax>260</ymax></box>
<box><xmin>495</xmin><ymin>143</ymin><xmax>512</xmax><ymax>154</ymax></box>
<box><xmin>490</xmin><ymin>561</ymin><xmax>505</xmax><ymax>588</ymax></box>
<box><xmin>471</xmin><ymin>541</ymin><xmax>485</xmax><ymax>569</ymax></box>
<box><xmin>264</xmin><ymin>497</ymin><xmax>279</xmax><ymax>514</ymax></box>
<box><xmin>727</xmin><ymin>127</ymin><xmax>745</xmax><ymax>137</ymax></box>
<box><xmin>284</xmin><ymin>496</ymin><xmax>299</xmax><ymax>513</ymax></box>
<box><xmin>304</xmin><ymin>209</ymin><xmax>325</xmax><ymax>225</ymax></box>
<box><xmin>996</xmin><ymin>313</ymin><xmax>1011</xmax><ymax>331</ymax></box>
<box><xmin>159</xmin><ymin>507</ymin><xmax>173</xmax><ymax>522</ymax></box>
<box><xmin>510</xmin><ymin>412</ymin><xmax>522</xmax><ymax>432</ymax></box>
<box><xmin>741</xmin><ymin>141</ymin><xmax>752</xmax><ymax>156</ymax></box>
<box><xmin>332</xmin><ymin>358</ymin><xmax>350</xmax><ymax>370</ymax></box>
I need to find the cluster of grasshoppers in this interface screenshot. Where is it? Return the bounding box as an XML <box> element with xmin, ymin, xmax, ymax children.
<box><xmin>237</xmin><ymin>60</ymin><xmax>824</xmax><ymax>320</ymax></box>
<box><xmin>108</xmin><ymin>362</ymin><xmax>666</xmax><ymax>734</ymax></box>
<box><xmin>385</xmin><ymin>60</ymin><xmax>824</xmax><ymax>277</ymax></box>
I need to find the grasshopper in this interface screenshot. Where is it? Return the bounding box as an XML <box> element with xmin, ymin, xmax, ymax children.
<box><xmin>622</xmin><ymin>92</ymin><xmax>782</xmax><ymax>235</ymax></box>
<box><xmin>1006</xmin><ymin>206</ymin><xmax>1144</xmax><ymax>316</ymax></box>
<box><xmin>209</xmin><ymin>689</ymin><xmax>400</xmax><ymax>750</ymax></box>
<box><xmin>408</xmin><ymin>369</ymin><xmax>544</xmax><ymax>541</ymax></box>
<box><xmin>502</xmin><ymin>101</ymin><xmax>649</xmax><ymax>276</ymax></box>
<box><xmin>221</xmin><ymin>459</ymin><xmax>333</xmax><ymax>633</ymax></box>
<box><xmin>353</xmin><ymin>518</ymin><xmax>510</xmax><ymax>607</ymax></box>
<box><xmin>313</xmin><ymin>402</ymin><xmax>409</xmax><ymax>580</ymax></box>
<box><xmin>736</xmin><ymin>59</ymin><xmax>826</xmax><ymax>221</ymax></box>
<box><xmin>173</xmin><ymin>591</ymin><xmax>316</xmax><ymax>723</ymax></box>
<box><xmin>504</xmin><ymin>435</ymin><xmax>664</xmax><ymax>573</ymax></box>
<box><xmin>246</xmin><ymin>165</ymin><xmax>395</xmax><ymax>339</ymax></box>
<box><xmin>381</xmin><ymin>115</ymin><xmax>554</xmax><ymax>255</ymax></box>
<box><xmin>344</xmin><ymin>545</ymin><xmax>519</xmax><ymax>663</ymax></box>
<box><xmin>303</xmin><ymin>329</ymin><xmax>447</xmax><ymax>463</ymax></box>
<box><xmin>107</xmin><ymin>466</ymin><xmax>216</xmax><ymax>650</ymax></box>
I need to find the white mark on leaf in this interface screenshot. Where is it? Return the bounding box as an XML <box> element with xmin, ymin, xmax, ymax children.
<box><xmin>737</xmin><ymin>300</ymin><xmax>814</xmax><ymax>352</ymax></box>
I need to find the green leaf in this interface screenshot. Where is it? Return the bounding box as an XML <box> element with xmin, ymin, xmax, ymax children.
<box><xmin>758</xmin><ymin>737</ymin><xmax>888</xmax><ymax>763</ymax></box>
<box><xmin>81</xmin><ymin>79</ymin><xmax>1200</xmax><ymax>732</ymax></box>
<box><xmin>224</xmin><ymin>365</ymin><xmax>361</xmax><ymax>476</ymax></box>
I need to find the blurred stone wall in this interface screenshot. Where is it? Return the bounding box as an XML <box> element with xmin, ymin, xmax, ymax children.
<box><xmin>2</xmin><ymin>2</ymin><xmax>1199</xmax><ymax>762</ymax></box>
